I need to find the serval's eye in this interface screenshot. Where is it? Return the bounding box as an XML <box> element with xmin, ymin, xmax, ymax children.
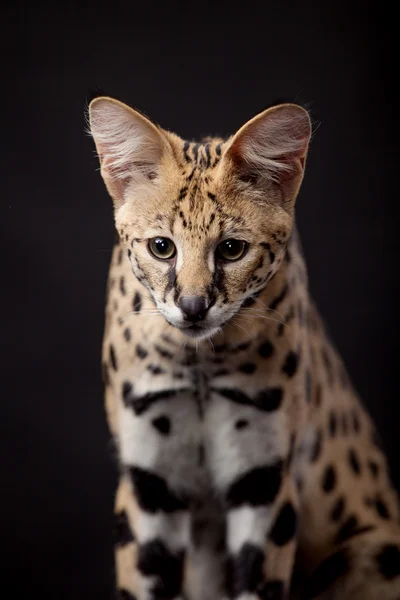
<box><xmin>217</xmin><ymin>239</ymin><xmax>248</xmax><ymax>261</ymax></box>
<box><xmin>148</xmin><ymin>237</ymin><xmax>176</xmax><ymax>260</ymax></box>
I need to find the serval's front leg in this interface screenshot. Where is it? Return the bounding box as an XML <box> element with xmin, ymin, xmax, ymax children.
<box><xmin>114</xmin><ymin>384</ymin><xmax>203</xmax><ymax>600</ymax></box>
<box><xmin>114</xmin><ymin>475</ymin><xmax>139</xmax><ymax>599</ymax></box>
<box><xmin>113</xmin><ymin>473</ymin><xmax>189</xmax><ymax>600</ymax></box>
<box><xmin>224</xmin><ymin>473</ymin><xmax>298</xmax><ymax>600</ymax></box>
<box><xmin>207</xmin><ymin>387</ymin><xmax>298</xmax><ymax>600</ymax></box>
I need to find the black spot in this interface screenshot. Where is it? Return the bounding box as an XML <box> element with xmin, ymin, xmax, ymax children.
<box><xmin>330</xmin><ymin>496</ymin><xmax>345</xmax><ymax>522</ymax></box>
<box><xmin>232</xmin><ymin>341</ymin><xmax>252</xmax><ymax>353</ymax></box>
<box><xmin>102</xmin><ymin>362</ymin><xmax>110</xmax><ymax>386</ymax></box>
<box><xmin>310</xmin><ymin>429</ymin><xmax>323</xmax><ymax>463</ymax></box>
<box><xmin>152</xmin><ymin>415</ymin><xmax>171</xmax><ymax>436</ymax></box>
<box><xmin>235</xmin><ymin>419</ymin><xmax>249</xmax><ymax>430</ymax></box>
<box><xmin>120</xmin><ymin>276</ymin><xmax>126</xmax><ymax>295</ymax></box>
<box><xmin>213</xmin><ymin>260</ymin><xmax>228</xmax><ymax>301</ymax></box>
<box><xmin>214</xmin><ymin>343</ymin><xmax>227</xmax><ymax>353</ymax></box>
<box><xmin>137</xmin><ymin>538</ymin><xmax>184</xmax><ymax>598</ymax></box>
<box><xmin>305</xmin><ymin>369</ymin><xmax>312</xmax><ymax>403</ymax></box>
<box><xmin>161</xmin><ymin>334</ymin><xmax>176</xmax><ymax>346</ymax></box>
<box><xmin>282</xmin><ymin>350</ymin><xmax>299</xmax><ymax>377</ymax></box>
<box><xmin>133</xmin><ymin>291</ymin><xmax>142</xmax><ymax>313</ymax></box>
<box><xmin>334</xmin><ymin>516</ymin><xmax>374</xmax><ymax>545</ymax></box>
<box><xmin>163</xmin><ymin>265</ymin><xmax>177</xmax><ymax>301</ymax></box>
<box><xmin>239</xmin><ymin>362</ymin><xmax>257</xmax><ymax>374</ymax></box>
<box><xmin>322</xmin><ymin>465</ymin><xmax>336</xmax><ymax>493</ymax></box>
<box><xmin>147</xmin><ymin>364</ymin><xmax>165</xmax><ymax>375</ymax></box>
<box><xmin>225</xmin><ymin>544</ymin><xmax>264</xmax><ymax>596</ymax></box>
<box><xmin>258</xmin><ymin>579</ymin><xmax>285</xmax><ymax>599</ymax></box>
<box><xmin>123</xmin><ymin>327</ymin><xmax>131</xmax><ymax>341</ymax></box>
<box><xmin>125</xmin><ymin>388</ymin><xmax>183</xmax><ymax>416</ymax></box>
<box><xmin>255</xmin><ymin>388</ymin><xmax>283</xmax><ymax>411</ymax></box>
<box><xmin>117</xmin><ymin>248</ymin><xmax>123</xmax><ymax>265</ymax></box>
<box><xmin>304</xmin><ymin>548</ymin><xmax>349</xmax><ymax>597</ymax></box>
<box><xmin>226</xmin><ymin>462</ymin><xmax>283</xmax><ymax>508</ymax></box>
<box><xmin>342</xmin><ymin>413</ymin><xmax>349</xmax><ymax>435</ymax></box>
<box><xmin>213</xmin><ymin>387</ymin><xmax>283</xmax><ymax>412</ymax></box>
<box><xmin>212</xmin><ymin>356</ymin><xmax>225</xmax><ymax>365</ymax></box>
<box><xmin>127</xmin><ymin>249</ymin><xmax>132</xmax><ymax>258</ymax></box>
<box><xmin>110</xmin><ymin>344</ymin><xmax>118</xmax><ymax>371</ymax></box>
<box><xmin>214</xmin><ymin>368</ymin><xmax>230</xmax><ymax>377</ymax></box>
<box><xmin>155</xmin><ymin>345</ymin><xmax>174</xmax><ymax>360</ymax></box>
<box><xmin>269</xmin><ymin>502</ymin><xmax>297</xmax><ymax>546</ymax></box>
<box><xmin>375</xmin><ymin>544</ymin><xmax>400</xmax><ymax>580</ymax></box>
<box><xmin>277</xmin><ymin>322</ymin><xmax>285</xmax><ymax>336</ymax></box>
<box><xmin>117</xmin><ymin>589</ymin><xmax>137</xmax><ymax>600</ymax></box>
<box><xmin>376</xmin><ymin>497</ymin><xmax>390</xmax><ymax>520</ymax></box>
<box><xmin>121</xmin><ymin>381</ymin><xmax>133</xmax><ymax>406</ymax></box>
<box><xmin>259</xmin><ymin>340</ymin><xmax>274</xmax><ymax>358</ymax></box>
<box><xmin>328</xmin><ymin>411</ymin><xmax>337</xmax><ymax>437</ymax></box>
<box><xmin>364</xmin><ymin>495</ymin><xmax>375</xmax><ymax>508</ymax></box>
<box><xmin>348</xmin><ymin>448</ymin><xmax>361</xmax><ymax>475</ymax></box>
<box><xmin>113</xmin><ymin>510</ymin><xmax>134</xmax><ymax>547</ymax></box>
<box><xmin>136</xmin><ymin>344</ymin><xmax>148</xmax><ymax>359</ymax></box>
<box><xmin>368</xmin><ymin>460</ymin><xmax>379</xmax><ymax>478</ymax></box>
<box><xmin>352</xmin><ymin>410</ymin><xmax>361</xmax><ymax>433</ymax></box>
<box><xmin>269</xmin><ymin>283</ymin><xmax>288</xmax><ymax>311</ymax></box>
<box><xmin>242</xmin><ymin>296</ymin><xmax>256</xmax><ymax>308</ymax></box>
<box><xmin>314</xmin><ymin>384</ymin><xmax>322</xmax><ymax>407</ymax></box>
<box><xmin>129</xmin><ymin>467</ymin><xmax>188</xmax><ymax>513</ymax></box>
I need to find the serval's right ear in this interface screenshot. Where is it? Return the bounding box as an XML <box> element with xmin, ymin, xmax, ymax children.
<box><xmin>88</xmin><ymin>97</ymin><xmax>170</xmax><ymax>206</ymax></box>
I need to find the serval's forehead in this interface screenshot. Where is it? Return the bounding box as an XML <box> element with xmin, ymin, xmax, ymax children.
<box><xmin>164</xmin><ymin>140</ymin><xmax>249</xmax><ymax>240</ymax></box>
<box><xmin>179</xmin><ymin>138</ymin><xmax>226</xmax><ymax>172</ymax></box>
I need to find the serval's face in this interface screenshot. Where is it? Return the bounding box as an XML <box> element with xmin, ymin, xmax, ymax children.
<box><xmin>89</xmin><ymin>97</ymin><xmax>311</xmax><ymax>339</ymax></box>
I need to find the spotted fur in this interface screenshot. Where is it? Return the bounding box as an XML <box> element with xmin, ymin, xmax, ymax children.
<box><xmin>89</xmin><ymin>97</ymin><xmax>400</xmax><ymax>600</ymax></box>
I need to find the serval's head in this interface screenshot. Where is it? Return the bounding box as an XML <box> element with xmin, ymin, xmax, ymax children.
<box><xmin>89</xmin><ymin>97</ymin><xmax>311</xmax><ymax>340</ymax></box>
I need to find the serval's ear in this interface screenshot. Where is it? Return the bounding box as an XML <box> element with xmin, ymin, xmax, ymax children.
<box><xmin>225</xmin><ymin>103</ymin><xmax>312</xmax><ymax>206</ymax></box>
<box><xmin>88</xmin><ymin>97</ymin><xmax>170</xmax><ymax>206</ymax></box>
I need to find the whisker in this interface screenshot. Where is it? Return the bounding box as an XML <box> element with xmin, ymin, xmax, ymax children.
<box><xmin>231</xmin><ymin>318</ymin><xmax>253</xmax><ymax>339</ymax></box>
<box><xmin>207</xmin><ymin>337</ymin><xmax>216</xmax><ymax>355</ymax></box>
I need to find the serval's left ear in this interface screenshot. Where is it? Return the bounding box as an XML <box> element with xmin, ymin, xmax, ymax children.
<box><xmin>224</xmin><ymin>103</ymin><xmax>312</xmax><ymax>206</ymax></box>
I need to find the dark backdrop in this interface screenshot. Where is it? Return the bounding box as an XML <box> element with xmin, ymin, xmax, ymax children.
<box><xmin>1</xmin><ymin>2</ymin><xmax>398</xmax><ymax>598</ymax></box>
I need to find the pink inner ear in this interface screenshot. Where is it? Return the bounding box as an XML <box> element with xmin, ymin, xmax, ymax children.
<box><xmin>229</xmin><ymin>106</ymin><xmax>311</xmax><ymax>185</ymax></box>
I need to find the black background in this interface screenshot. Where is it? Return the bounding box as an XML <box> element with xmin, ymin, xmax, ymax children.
<box><xmin>2</xmin><ymin>2</ymin><xmax>398</xmax><ymax>598</ymax></box>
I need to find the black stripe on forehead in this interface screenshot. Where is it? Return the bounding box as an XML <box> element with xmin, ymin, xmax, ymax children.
<box><xmin>204</xmin><ymin>143</ymin><xmax>211</xmax><ymax>168</ymax></box>
<box><xmin>183</xmin><ymin>141</ymin><xmax>191</xmax><ymax>162</ymax></box>
<box><xmin>192</xmin><ymin>143</ymin><xmax>199</xmax><ymax>163</ymax></box>
<box><xmin>181</xmin><ymin>140</ymin><xmax>224</xmax><ymax>169</ymax></box>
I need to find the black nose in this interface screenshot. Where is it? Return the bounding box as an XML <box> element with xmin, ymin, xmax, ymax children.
<box><xmin>179</xmin><ymin>296</ymin><xmax>208</xmax><ymax>322</ymax></box>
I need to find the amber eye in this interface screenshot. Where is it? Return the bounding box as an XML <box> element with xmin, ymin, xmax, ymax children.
<box><xmin>217</xmin><ymin>239</ymin><xmax>248</xmax><ymax>261</ymax></box>
<box><xmin>148</xmin><ymin>237</ymin><xmax>176</xmax><ymax>260</ymax></box>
